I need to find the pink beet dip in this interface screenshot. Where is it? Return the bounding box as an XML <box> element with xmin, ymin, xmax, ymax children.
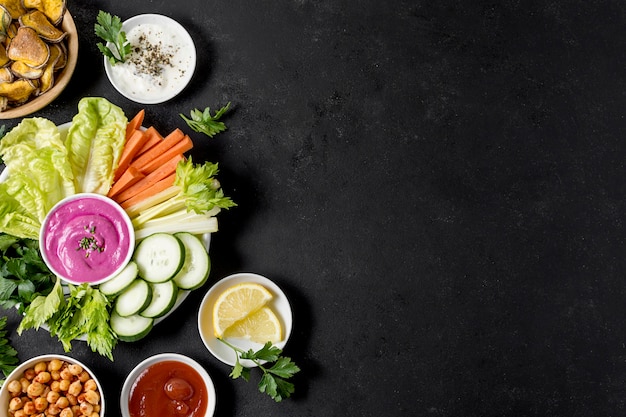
<box><xmin>40</xmin><ymin>193</ymin><xmax>134</xmax><ymax>285</ymax></box>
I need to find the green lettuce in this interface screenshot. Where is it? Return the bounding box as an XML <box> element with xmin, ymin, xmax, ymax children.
<box><xmin>0</xmin><ymin>118</ymin><xmax>76</xmax><ymax>238</ymax></box>
<box><xmin>65</xmin><ymin>97</ymin><xmax>127</xmax><ymax>195</ymax></box>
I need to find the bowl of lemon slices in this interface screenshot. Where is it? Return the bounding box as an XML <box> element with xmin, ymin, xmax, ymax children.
<box><xmin>197</xmin><ymin>273</ymin><xmax>293</xmax><ymax>367</ymax></box>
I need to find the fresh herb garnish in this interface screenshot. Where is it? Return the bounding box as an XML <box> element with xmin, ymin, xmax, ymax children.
<box><xmin>0</xmin><ymin>316</ymin><xmax>19</xmax><ymax>387</ymax></box>
<box><xmin>95</xmin><ymin>10</ymin><xmax>131</xmax><ymax>64</ymax></box>
<box><xmin>77</xmin><ymin>226</ymin><xmax>104</xmax><ymax>257</ymax></box>
<box><xmin>180</xmin><ymin>102</ymin><xmax>231</xmax><ymax>138</ymax></box>
<box><xmin>0</xmin><ymin>233</ymin><xmax>56</xmax><ymax>315</ymax></box>
<box><xmin>218</xmin><ymin>338</ymin><xmax>300</xmax><ymax>402</ymax></box>
<box><xmin>18</xmin><ymin>279</ymin><xmax>117</xmax><ymax>361</ymax></box>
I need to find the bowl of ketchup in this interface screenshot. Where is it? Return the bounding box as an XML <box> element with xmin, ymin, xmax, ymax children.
<box><xmin>120</xmin><ymin>353</ymin><xmax>216</xmax><ymax>417</ymax></box>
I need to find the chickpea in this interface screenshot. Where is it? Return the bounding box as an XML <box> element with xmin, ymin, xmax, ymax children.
<box><xmin>26</xmin><ymin>381</ymin><xmax>45</xmax><ymax>398</ymax></box>
<box><xmin>80</xmin><ymin>402</ymin><xmax>94</xmax><ymax>415</ymax></box>
<box><xmin>71</xmin><ymin>404</ymin><xmax>81</xmax><ymax>415</ymax></box>
<box><xmin>51</xmin><ymin>370</ymin><xmax>61</xmax><ymax>381</ymax></box>
<box><xmin>34</xmin><ymin>397</ymin><xmax>48</xmax><ymax>412</ymax></box>
<box><xmin>93</xmin><ymin>404</ymin><xmax>100</xmax><ymax>413</ymax></box>
<box><xmin>83</xmin><ymin>379</ymin><xmax>97</xmax><ymax>392</ymax></box>
<box><xmin>50</xmin><ymin>380</ymin><xmax>61</xmax><ymax>392</ymax></box>
<box><xmin>9</xmin><ymin>396</ymin><xmax>24</xmax><ymax>411</ymax></box>
<box><xmin>47</xmin><ymin>390</ymin><xmax>60</xmax><ymax>404</ymax></box>
<box><xmin>59</xmin><ymin>407</ymin><xmax>73</xmax><ymax>417</ymax></box>
<box><xmin>14</xmin><ymin>410</ymin><xmax>26</xmax><ymax>417</ymax></box>
<box><xmin>67</xmin><ymin>381</ymin><xmax>82</xmax><ymax>397</ymax></box>
<box><xmin>66</xmin><ymin>393</ymin><xmax>77</xmax><ymax>406</ymax></box>
<box><xmin>34</xmin><ymin>372</ymin><xmax>51</xmax><ymax>384</ymax></box>
<box><xmin>34</xmin><ymin>362</ymin><xmax>47</xmax><ymax>374</ymax></box>
<box><xmin>22</xmin><ymin>400</ymin><xmax>36</xmax><ymax>415</ymax></box>
<box><xmin>23</xmin><ymin>368</ymin><xmax>35</xmax><ymax>381</ymax></box>
<box><xmin>20</xmin><ymin>378</ymin><xmax>29</xmax><ymax>393</ymax></box>
<box><xmin>7</xmin><ymin>379</ymin><xmax>22</xmax><ymax>394</ymax></box>
<box><xmin>58</xmin><ymin>379</ymin><xmax>70</xmax><ymax>392</ymax></box>
<box><xmin>83</xmin><ymin>390</ymin><xmax>100</xmax><ymax>405</ymax></box>
<box><xmin>46</xmin><ymin>404</ymin><xmax>61</xmax><ymax>415</ymax></box>
<box><xmin>48</xmin><ymin>359</ymin><xmax>63</xmax><ymax>372</ymax></box>
<box><xmin>59</xmin><ymin>368</ymin><xmax>72</xmax><ymax>381</ymax></box>
<box><xmin>78</xmin><ymin>370</ymin><xmax>90</xmax><ymax>383</ymax></box>
<box><xmin>56</xmin><ymin>396</ymin><xmax>69</xmax><ymax>409</ymax></box>
<box><xmin>67</xmin><ymin>364</ymin><xmax>82</xmax><ymax>376</ymax></box>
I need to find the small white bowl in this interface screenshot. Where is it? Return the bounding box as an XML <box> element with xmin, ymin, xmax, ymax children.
<box><xmin>0</xmin><ymin>354</ymin><xmax>105</xmax><ymax>416</ymax></box>
<box><xmin>198</xmin><ymin>273</ymin><xmax>293</xmax><ymax>367</ymax></box>
<box><xmin>104</xmin><ymin>14</ymin><xmax>196</xmax><ymax>104</ymax></box>
<box><xmin>120</xmin><ymin>353</ymin><xmax>216</xmax><ymax>417</ymax></box>
<box><xmin>39</xmin><ymin>193</ymin><xmax>135</xmax><ymax>286</ymax></box>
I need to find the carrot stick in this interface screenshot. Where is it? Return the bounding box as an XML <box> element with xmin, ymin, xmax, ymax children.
<box><xmin>139</xmin><ymin>135</ymin><xmax>193</xmax><ymax>175</ymax></box>
<box><xmin>135</xmin><ymin>126</ymin><xmax>164</xmax><ymax>157</ymax></box>
<box><xmin>126</xmin><ymin>109</ymin><xmax>145</xmax><ymax>139</ymax></box>
<box><xmin>108</xmin><ymin>166</ymin><xmax>145</xmax><ymax>198</ymax></box>
<box><xmin>115</xmin><ymin>154</ymin><xmax>184</xmax><ymax>204</ymax></box>
<box><xmin>120</xmin><ymin>174</ymin><xmax>177</xmax><ymax>209</ymax></box>
<box><xmin>131</xmin><ymin>128</ymin><xmax>186</xmax><ymax>173</ymax></box>
<box><xmin>114</xmin><ymin>129</ymin><xmax>149</xmax><ymax>182</ymax></box>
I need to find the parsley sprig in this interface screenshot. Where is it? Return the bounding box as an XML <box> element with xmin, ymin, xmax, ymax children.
<box><xmin>180</xmin><ymin>102</ymin><xmax>231</xmax><ymax>138</ymax></box>
<box><xmin>95</xmin><ymin>11</ymin><xmax>131</xmax><ymax>64</ymax></box>
<box><xmin>0</xmin><ymin>316</ymin><xmax>19</xmax><ymax>387</ymax></box>
<box><xmin>218</xmin><ymin>338</ymin><xmax>300</xmax><ymax>402</ymax></box>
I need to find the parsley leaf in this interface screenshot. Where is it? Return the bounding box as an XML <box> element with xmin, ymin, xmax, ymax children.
<box><xmin>0</xmin><ymin>234</ymin><xmax>56</xmax><ymax>314</ymax></box>
<box><xmin>180</xmin><ymin>102</ymin><xmax>231</xmax><ymax>138</ymax></box>
<box><xmin>0</xmin><ymin>316</ymin><xmax>18</xmax><ymax>387</ymax></box>
<box><xmin>218</xmin><ymin>338</ymin><xmax>301</xmax><ymax>402</ymax></box>
<box><xmin>95</xmin><ymin>10</ymin><xmax>131</xmax><ymax>64</ymax></box>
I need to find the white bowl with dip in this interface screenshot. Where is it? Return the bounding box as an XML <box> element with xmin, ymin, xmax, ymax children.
<box><xmin>39</xmin><ymin>193</ymin><xmax>135</xmax><ymax>286</ymax></box>
<box><xmin>121</xmin><ymin>353</ymin><xmax>216</xmax><ymax>417</ymax></box>
<box><xmin>198</xmin><ymin>273</ymin><xmax>293</xmax><ymax>367</ymax></box>
<box><xmin>0</xmin><ymin>354</ymin><xmax>105</xmax><ymax>417</ymax></box>
<box><xmin>104</xmin><ymin>14</ymin><xmax>197</xmax><ymax>104</ymax></box>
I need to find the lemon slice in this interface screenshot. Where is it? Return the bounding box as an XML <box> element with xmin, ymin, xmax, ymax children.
<box><xmin>222</xmin><ymin>306</ymin><xmax>283</xmax><ymax>343</ymax></box>
<box><xmin>213</xmin><ymin>282</ymin><xmax>273</xmax><ymax>337</ymax></box>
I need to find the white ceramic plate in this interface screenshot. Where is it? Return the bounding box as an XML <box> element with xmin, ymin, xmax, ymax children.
<box><xmin>197</xmin><ymin>273</ymin><xmax>293</xmax><ymax>367</ymax></box>
<box><xmin>0</xmin><ymin>122</ymin><xmax>210</xmax><ymax>336</ymax></box>
<box><xmin>104</xmin><ymin>14</ymin><xmax>197</xmax><ymax>104</ymax></box>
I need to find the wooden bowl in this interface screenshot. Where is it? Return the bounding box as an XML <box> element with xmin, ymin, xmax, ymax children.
<box><xmin>0</xmin><ymin>9</ymin><xmax>78</xmax><ymax>119</ymax></box>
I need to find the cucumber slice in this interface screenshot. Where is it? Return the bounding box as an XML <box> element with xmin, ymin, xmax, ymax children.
<box><xmin>172</xmin><ymin>232</ymin><xmax>211</xmax><ymax>290</ymax></box>
<box><xmin>110</xmin><ymin>311</ymin><xmax>154</xmax><ymax>342</ymax></box>
<box><xmin>114</xmin><ymin>279</ymin><xmax>152</xmax><ymax>317</ymax></box>
<box><xmin>99</xmin><ymin>261</ymin><xmax>139</xmax><ymax>296</ymax></box>
<box><xmin>140</xmin><ymin>280</ymin><xmax>179</xmax><ymax>318</ymax></box>
<box><xmin>134</xmin><ymin>233</ymin><xmax>185</xmax><ymax>283</ymax></box>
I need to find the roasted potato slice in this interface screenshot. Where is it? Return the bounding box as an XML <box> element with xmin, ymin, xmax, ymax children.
<box><xmin>0</xmin><ymin>0</ymin><xmax>26</xmax><ymax>19</ymax></box>
<box><xmin>0</xmin><ymin>5</ymin><xmax>11</xmax><ymax>43</ymax></box>
<box><xmin>21</xmin><ymin>0</ymin><xmax>65</xmax><ymax>25</ymax></box>
<box><xmin>10</xmin><ymin>60</ymin><xmax>44</xmax><ymax>79</ymax></box>
<box><xmin>0</xmin><ymin>43</ymin><xmax>9</xmax><ymax>67</ymax></box>
<box><xmin>0</xmin><ymin>67</ymin><xmax>12</xmax><ymax>82</ymax></box>
<box><xmin>3</xmin><ymin>22</ymin><xmax>17</xmax><ymax>48</ymax></box>
<box><xmin>37</xmin><ymin>40</ymin><xmax>60</xmax><ymax>94</ymax></box>
<box><xmin>52</xmin><ymin>42</ymin><xmax>66</xmax><ymax>70</ymax></box>
<box><xmin>0</xmin><ymin>78</ymin><xmax>38</xmax><ymax>104</ymax></box>
<box><xmin>19</xmin><ymin>10</ymin><xmax>66</xmax><ymax>43</ymax></box>
<box><xmin>7</xmin><ymin>26</ymin><xmax>50</xmax><ymax>68</ymax></box>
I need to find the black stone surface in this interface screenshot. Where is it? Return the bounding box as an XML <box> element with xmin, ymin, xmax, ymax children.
<box><xmin>2</xmin><ymin>0</ymin><xmax>626</xmax><ymax>416</ymax></box>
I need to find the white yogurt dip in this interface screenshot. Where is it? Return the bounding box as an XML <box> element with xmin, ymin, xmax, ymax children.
<box><xmin>105</xmin><ymin>15</ymin><xmax>196</xmax><ymax>104</ymax></box>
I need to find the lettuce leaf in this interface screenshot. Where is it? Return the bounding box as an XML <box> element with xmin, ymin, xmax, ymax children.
<box><xmin>0</xmin><ymin>118</ymin><xmax>76</xmax><ymax>237</ymax></box>
<box><xmin>65</xmin><ymin>97</ymin><xmax>127</xmax><ymax>195</ymax></box>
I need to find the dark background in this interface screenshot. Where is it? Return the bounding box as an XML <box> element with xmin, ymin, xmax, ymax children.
<box><xmin>2</xmin><ymin>0</ymin><xmax>626</xmax><ymax>416</ymax></box>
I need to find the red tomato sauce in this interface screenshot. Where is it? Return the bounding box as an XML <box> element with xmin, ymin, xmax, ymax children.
<box><xmin>128</xmin><ymin>360</ymin><xmax>208</xmax><ymax>417</ymax></box>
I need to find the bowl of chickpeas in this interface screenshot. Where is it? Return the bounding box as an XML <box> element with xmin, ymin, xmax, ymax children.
<box><xmin>0</xmin><ymin>354</ymin><xmax>104</xmax><ymax>417</ymax></box>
